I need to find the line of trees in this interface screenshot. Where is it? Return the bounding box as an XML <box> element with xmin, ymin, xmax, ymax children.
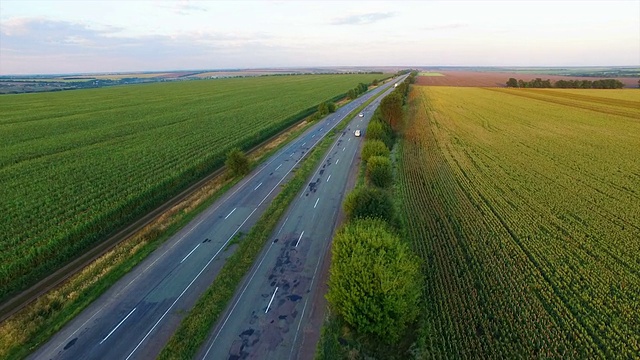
<box><xmin>315</xmin><ymin>101</ymin><xmax>337</xmax><ymax>119</ymax></box>
<box><xmin>506</xmin><ymin>77</ymin><xmax>625</xmax><ymax>89</ymax></box>
<box><xmin>324</xmin><ymin>72</ymin><xmax>422</xmax><ymax>358</ymax></box>
<box><xmin>347</xmin><ymin>82</ymin><xmax>370</xmax><ymax>99</ymax></box>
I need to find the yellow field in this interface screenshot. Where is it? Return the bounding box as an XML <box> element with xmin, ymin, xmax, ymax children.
<box><xmin>418</xmin><ymin>72</ymin><xmax>444</xmax><ymax>76</ymax></box>
<box><xmin>399</xmin><ymin>86</ymin><xmax>640</xmax><ymax>357</ymax></box>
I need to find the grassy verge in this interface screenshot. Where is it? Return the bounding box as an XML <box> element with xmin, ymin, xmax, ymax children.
<box><xmin>0</xmin><ymin>114</ymin><xmax>319</xmax><ymax>360</ymax></box>
<box><xmin>315</xmin><ymin>311</ymin><xmax>348</xmax><ymax>359</ymax></box>
<box><xmin>158</xmin><ymin>90</ymin><xmax>386</xmax><ymax>359</ymax></box>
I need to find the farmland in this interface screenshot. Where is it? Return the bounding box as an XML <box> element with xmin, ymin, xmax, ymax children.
<box><xmin>0</xmin><ymin>73</ymin><xmax>383</xmax><ymax>301</ymax></box>
<box><xmin>398</xmin><ymin>86</ymin><xmax>640</xmax><ymax>357</ymax></box>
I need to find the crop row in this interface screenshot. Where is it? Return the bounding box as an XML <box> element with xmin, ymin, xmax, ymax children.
<box><xmin>0</xmin><ymin>74</ymin><xmax>384</xmax><ymax>300</ymax></box>
<box><xmin>398</xmin><ymin>86</ymin><xmax>640</xmax><ymax>357</ymax></box>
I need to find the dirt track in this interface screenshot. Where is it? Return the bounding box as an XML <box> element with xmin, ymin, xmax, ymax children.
<box><xmin>416</xmin><ymin>71</ymin><xmax>639</xmax><ymax>87</ymax></box>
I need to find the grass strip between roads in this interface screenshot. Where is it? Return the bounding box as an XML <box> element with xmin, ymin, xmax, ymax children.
<box><xmin>158</xmin><ymin>94</ymin><xmax>382</xmax><ymax>359</ymax></box>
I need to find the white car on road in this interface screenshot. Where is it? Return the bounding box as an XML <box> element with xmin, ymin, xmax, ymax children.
<box><xmin>354</xmin><ymin>129</ymin><xmax>361</xmax><ymax>137</ymax></box>
<box><xmin>358</xmin><ymin>113</ymin><xmax>364</xmax><ymax>117</ymax></box>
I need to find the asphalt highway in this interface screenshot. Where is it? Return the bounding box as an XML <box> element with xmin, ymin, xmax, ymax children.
<box><xmin>197</xmin><ymin>83</ymin><xmax>401</xmax><ymax>360</ymax></box>
<box><xmin>29</xmin><ymin>76</ymin><xmax>403</xmax><ymax>360</ymax></box>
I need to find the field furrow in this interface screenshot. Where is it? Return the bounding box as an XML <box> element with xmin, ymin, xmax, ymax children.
<box><xmin>399</xmin><ymin>86</ymin><xmax>640</xmax><ymax>357</ymax></box>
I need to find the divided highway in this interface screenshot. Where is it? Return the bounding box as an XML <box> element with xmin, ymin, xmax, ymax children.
<box><xmin>29</xmin><ymin>76</ymin><xmax>403</xmax><ymax>360</ymax></box>
<box><xmin>198</xmin><ymin>83</ymin><xmax>399</xmax><ymax>360</ymax></box>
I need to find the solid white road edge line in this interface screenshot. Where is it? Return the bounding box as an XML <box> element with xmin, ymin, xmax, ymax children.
<box><xmin>288</xmin><ymin>299</ymin><xmax>309</xmax><ymax>360</ymax></box>
<box><xmin>277</xmin><ymin>216</ymin><xmax>290</xmax><ymax>236</ymax></box>
<box><xmin>99</xmin><ymin>307</ymin><xmax>137</xmax><ymax>345</ymax></box>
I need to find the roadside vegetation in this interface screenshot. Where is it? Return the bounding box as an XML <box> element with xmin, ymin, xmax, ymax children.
<box><xmin>224</xmin><ymin>148</ymin><xmax>250</xmax><ymax>177</ymax></box>
<box><xmin>317</xmin><ymin>72</ymin><xmax>425</xmax><ymax>359</ymax></box>
<box><xmin>0</xmin><ymin>73</ymin><xmax>383</xmax><ymax>303</ymax></box>
<box><xmin>398</xmin><ymin>86</ymin><xmax>639</xmax><ymax>357</ymax></box>
<box><xmin>347</xmin><ymin>82</ymin><xmax>370</xmax><ymax>100</ymax></box>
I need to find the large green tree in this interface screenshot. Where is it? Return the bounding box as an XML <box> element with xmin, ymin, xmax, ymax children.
<box><xmin>327</xmin><ymin>218</ymin><xmax>422</xmax><ymax>344</ymax></box>
<box><xmin>379</xmin><ymin>92</ymin><xmax>403</xmax><ymax>131</ymax></box>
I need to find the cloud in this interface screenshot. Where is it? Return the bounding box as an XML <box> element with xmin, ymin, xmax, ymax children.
<box><xmin>158</xmin><ymin>0</ymin><xmax>209</xmax><ymax>15</ymax></box>
<box><xmin>0</xmin><ymin>17</ymin><xmax>285</xmax><ymax>74</ymax></box>
<box><xmin>331</xmin><ymin>12</ymin><xmax>394</xmax><ymax>25</ymax></box>
<box><xmin>421</xmin><ymin>23</ymin><xmax>468</xmax><ymax>31</ymax></box>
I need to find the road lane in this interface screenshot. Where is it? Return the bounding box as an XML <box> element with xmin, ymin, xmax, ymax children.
<box><xmin>29</xmin><ymin>76</ymin><xmax>404</xmax><ymax>360</ymax></box>
<box><xmin>198</xmin><ymin>82</ymin><xmax>401</xmax><ymax>360</ymax></box>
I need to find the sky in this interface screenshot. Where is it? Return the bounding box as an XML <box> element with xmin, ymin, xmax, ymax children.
<box><xmin>0</xmin><ymin>0</ymin><xmax>639</xmax><ymax>75</ymax></box>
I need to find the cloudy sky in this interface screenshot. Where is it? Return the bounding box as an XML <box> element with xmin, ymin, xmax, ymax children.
<box><xmin>1</xmin><ymin>0</ymin><xmax>638</xmax><ymax>75</ymax></box>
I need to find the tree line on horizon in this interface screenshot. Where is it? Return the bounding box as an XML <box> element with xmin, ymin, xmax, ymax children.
<box><xmin>506</xmin><ymin>77</ymin><xmax>625</xmax><ymax>89</ymax></box>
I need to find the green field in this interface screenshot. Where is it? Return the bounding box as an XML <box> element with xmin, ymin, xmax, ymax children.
<box><xmin>0</xmin><ymin>74</ymin><xmax>383</xmax><ymax>300</ymax></box>
<box><xmin>418</xmin><ymin>72</ymin><xmax>444</xmax><ymax>76</ymax></box>
<box><xmin>399</xmin><ymin>86</ymin><xmax>640</xmax><ymax>357</ymax></box>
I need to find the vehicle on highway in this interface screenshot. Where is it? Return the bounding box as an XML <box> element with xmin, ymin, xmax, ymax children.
<box><xmin>354</xmin><ymin>129</ymin><xmax>361</xmax><ymax>137</ymax></box>
<box><xmin>358</xmin><ymin>112</ymin><xmax>364</xmax><ymax>117</ymax></box>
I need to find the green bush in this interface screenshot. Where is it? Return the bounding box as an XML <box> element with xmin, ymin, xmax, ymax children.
<box><xmin>365</xmin><ymin>119</ymin><xmax>393</xmax><ymax>149</ymax></box>
<box><xmin>366</xmin><ymin>156</ymin><xmax>392</xmax><ymax>188</ymax></box>
<box><xmin>343</xmin><ymin>186</ymin><xmax>394</xmax><ymax>223</ymax></box>
<box><xmin>326</xmin><ymin>218</ymin><xmax>421</xmax><ymax>344</ymax></box>
<box><xmin>361</xmin><ymin>139</ymin><xmax>390</xmax><ymax>163</ymax></box>
<box><xmin>225</xmin><ymin>148</ymin><xmax>249</xmax><ymax>176</ymax></box>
